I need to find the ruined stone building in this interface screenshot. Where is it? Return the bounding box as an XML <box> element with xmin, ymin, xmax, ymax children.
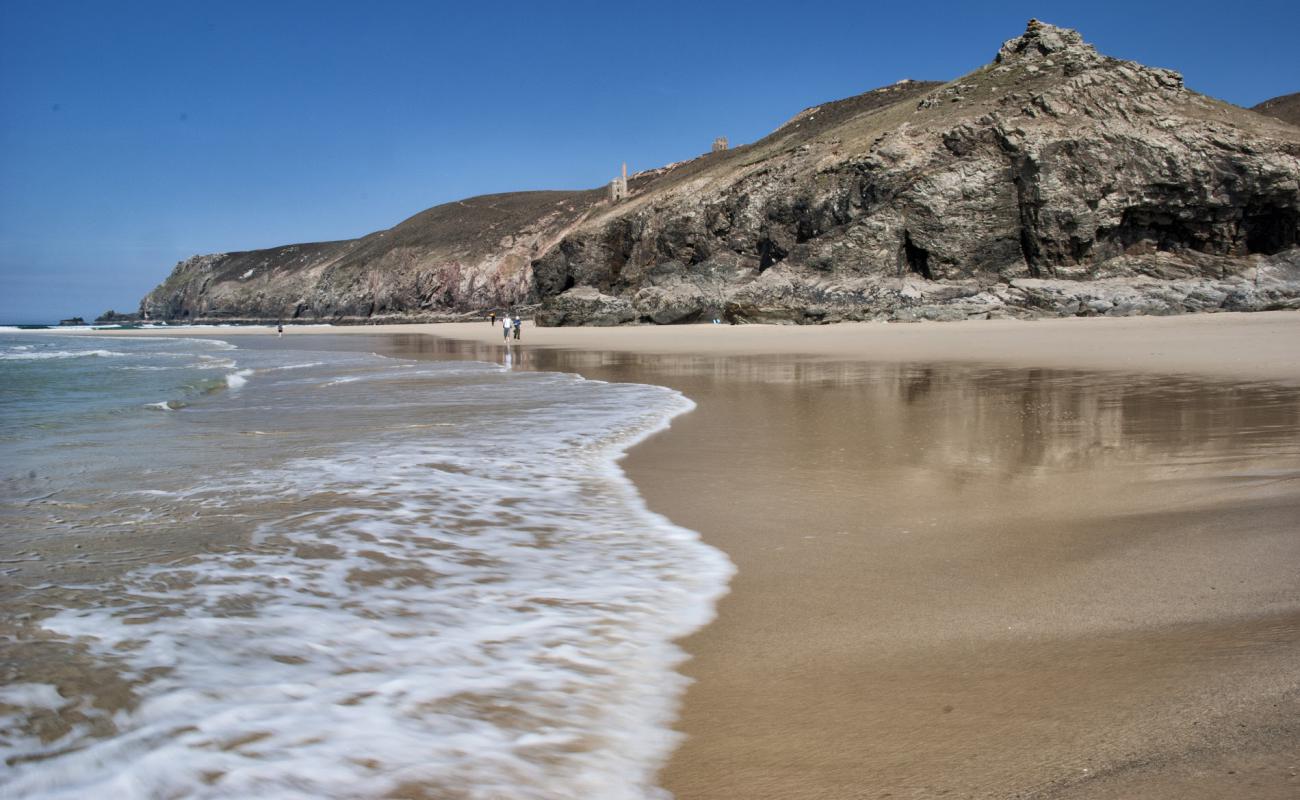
<box><xmin>712</xmin><ymin>136</ymin><xmax>728</xmax><ymax>152</ymax></box>
<box><xmin>608</xmin><ymin>162</ymin><xmax>628</xmax><ymax>202</ymax></box>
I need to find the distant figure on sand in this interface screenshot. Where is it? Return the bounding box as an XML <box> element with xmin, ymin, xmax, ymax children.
<box><xmin>513</xmin><ymin>315</ymin><xmax>522</xmax><ymax>341</ymax></box>
<box><xmin>277</xmin><ymin>323</ymin><xmax>283</xmax><ymax>337</ymax></box>
<box><xmin>489</xmin><ymin>311</ymin><xmax>496</xmax><ymax>326</ymax></box>
<box><xmin>502</xmin><ymin>315</ymin><xmax>512</xmax><ymax>341</ymax></box>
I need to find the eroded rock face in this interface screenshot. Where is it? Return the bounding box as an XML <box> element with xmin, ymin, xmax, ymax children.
<box><xmin>531</xmin><ymin>20</ymin><xmax>1300</xmax><ymax>324</ymax></box>
<box><xmin>139</xmin><ymin>21</ymin><xmax>1300</xmax><ymax>326</ymax></box>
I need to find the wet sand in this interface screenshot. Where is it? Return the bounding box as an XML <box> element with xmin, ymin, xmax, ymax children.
<box><xmin>170</xmin><ymin>310</ymin><xmax>1300</xmax><ymax>384</ymax></box>
<box><xmin>88</xmin><ymin>313</ymin><xmax>1300</xmax><ymax>797</ymax></box>
<box><xmin>617</xmin><ymin>363</ymin><xmax>1300</xmax><ymax>800</ymax></box>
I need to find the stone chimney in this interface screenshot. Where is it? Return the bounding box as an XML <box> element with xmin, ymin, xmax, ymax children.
<box><xmin>608</xmin><ymin>162</ymin><xmax>629</xmax><ymax>202</ymax></box>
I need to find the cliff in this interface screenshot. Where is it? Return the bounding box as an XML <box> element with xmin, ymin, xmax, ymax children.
<box><xmin>141</xmin><ymin>190</ymin><xmax>604</xmax><ymax>322</ymax></box>
<box><xmin>141</xmin><ymin>21</ymin><xmax>1300</xmax><ymax>325</ymax></box>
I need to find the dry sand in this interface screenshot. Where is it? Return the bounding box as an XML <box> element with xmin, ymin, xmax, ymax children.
<box><xmin>89</xmin><ymin>313</ymin><xmax>1300</xmax><ymax>798</ymax></box>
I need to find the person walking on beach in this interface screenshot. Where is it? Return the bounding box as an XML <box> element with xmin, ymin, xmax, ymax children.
<box><xmin>512</xmin><ymin>315</ymin><xmax>522</xmax><ymax>341</ymax></box>
<box><xmin>502</xmin><ymin>314</ymin><xmax>512</xmax><ymax>342</ymax></box>
<box><xmin>489</xmin><ymin>311</ymin><xmax>496</xmax><ymax>326</ymax></box>
<box><xmin>277</xmin><ymin>322</ymin><xmax>283</xmax><ymax>338</ymax></box>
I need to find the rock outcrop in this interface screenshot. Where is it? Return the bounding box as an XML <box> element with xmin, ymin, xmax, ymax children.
<box><xmin>94</xmin><ymin>309</ymin><xmax>141</xmax><ymax>324</ymax></box>
<box><xmin>140</xmin><ymin>21</ymin><xmax>1300</xmax><ymax>325</ymax></box>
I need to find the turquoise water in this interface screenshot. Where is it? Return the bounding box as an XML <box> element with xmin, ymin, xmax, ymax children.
<box><xmin>0</xmin><ymin>333</ymin><xmax>731</xmax><ymax>799</ymax></box>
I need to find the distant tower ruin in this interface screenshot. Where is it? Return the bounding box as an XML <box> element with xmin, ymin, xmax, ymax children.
<box><xmin>608</xmin><ymin>162</ymin><xmax>628</xmax><ymax>202</ymax></box>
<box><xmin>712</xmin><ymin>136</ymin><xmax>729</xmax><ymax>152</ymax></box>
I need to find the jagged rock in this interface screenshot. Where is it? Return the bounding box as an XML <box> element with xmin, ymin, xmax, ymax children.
<box><xmin>138</xmin><ymin>21</ymin><xmax>1300</xmax><ymax>326</ymax></box>
<box><xmin>532</xmin><ymin>287</ymin><xmax>636</xmax><ymax>327</ymax></box>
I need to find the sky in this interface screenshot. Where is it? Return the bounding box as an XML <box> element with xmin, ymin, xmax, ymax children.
<box><xmin>1</xmin><ymin>0</ymin><xmax>1297</xmax><ymax>323</ymax></box>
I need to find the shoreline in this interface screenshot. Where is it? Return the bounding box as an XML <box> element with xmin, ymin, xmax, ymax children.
<box><xmin>61</xmin><ymin>313</ymin><xmax>1300</xmax><ymax>797</ymax></box>
<box><xmin>62</xmin><ymin>310</ymin><xmax>1300</xmax><ymax>385</ymax></box>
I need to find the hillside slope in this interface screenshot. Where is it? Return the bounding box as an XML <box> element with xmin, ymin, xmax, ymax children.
<box><xmin>141</xmin><ymin>190</ymin><xmax>604</xmax><ymax>322</ymax></box>
<box><xmin>141</xmin><ymin>21</ymin><xmax>1300</xmax><ymax>324</ymax></box>
<box><xmin>1253</xmin><ymin>92</ymin><xmax>1300</xmax><ymax>127</ymax></box>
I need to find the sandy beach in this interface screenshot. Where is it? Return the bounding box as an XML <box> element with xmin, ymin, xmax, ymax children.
<box><xmin>87</xmin><ymin>312</ymin><xmax>1300</xmax><ymax>798</ymax></box>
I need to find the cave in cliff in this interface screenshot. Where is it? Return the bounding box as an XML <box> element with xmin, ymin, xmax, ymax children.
<box><xmin>903</xmin><ymin>231</ymin><xmax>932</xmax><ymax>280</ymax></box>
<box><xmin>1243</xmin><ymin>204</ymin><xmax>1299</xmax><ymax>255</ymax></box>
<box><xmin>757</xmin><ymin>236</ymin><xmax>787</xmax><ymax>273</ymax></box>
<box><xmin>1097</xmin><ymin>202</ymin><xmax>1300</xmax><ymax>258</ymax></box>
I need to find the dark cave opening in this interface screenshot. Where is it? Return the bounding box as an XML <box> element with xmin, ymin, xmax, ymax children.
<box><xmin>1243</xmin><ymin>205</ymin><xmax>1298</xmax><ymax>255</ymax></box>
<box><xmin>1111</xmin><ymin>207</ymin><xmax>1209</xmax><ymax>254</ymax></box>
<box><xmin>903</xmin><ymin>230</ymin><xmax>932</xmax><ymax>279</ymax></box>
<box><xmin>1019</xmin><ymin>227</ymin><xmax>1042</xmax><ymax>277</ymax></box>
<box><xmin>757</xmin><ymin>237</ymin><xmax>788</xmax><ymax>273</ymax></box>
<box><xmin>562</xmin><ymin>274</ymin><xmax>576</xmax><ymax>292</ymax></box>
<box><xmin>1100</xmin><ymin>204</ymin><xmax>1299</xmax><ymax>257</ymax></box>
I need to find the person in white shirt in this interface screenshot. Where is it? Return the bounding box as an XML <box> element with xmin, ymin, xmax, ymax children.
<box><xmin>501</xmin><ymin>314</ymin><xmax>512</xmax><ymax>341</ymax></box>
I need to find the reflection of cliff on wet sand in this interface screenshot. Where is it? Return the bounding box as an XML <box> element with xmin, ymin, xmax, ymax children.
<box><xmin>261</xmin><ymin>332</ymin><xmax>1300</xmax><ymax>798</ymax></box>
<box><xmin>374</xmin><ymin>331</ymin><xmax>1299</xmax><ymax>476</ymax></box>
<box><xmin>582</xmin><ymin>355</ymin><xmax>1300</xmax><ymax>800</ymax></box>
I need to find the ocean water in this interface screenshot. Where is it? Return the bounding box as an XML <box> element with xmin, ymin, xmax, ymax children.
<box><xmin>0</xmin><ymin>333</ymin><xmax>732</xmax><ymax>799</ymax></box>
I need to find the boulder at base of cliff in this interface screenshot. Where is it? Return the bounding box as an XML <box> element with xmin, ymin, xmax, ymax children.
<box><xmin>632</xmin><ymin>283</ymin><xmax>717</xmax><ymax>324</ymax></box>
<box><xmin>534</xmin><ymin>286</ymin><xmax>637</xmax><ymax>327</ymax></box>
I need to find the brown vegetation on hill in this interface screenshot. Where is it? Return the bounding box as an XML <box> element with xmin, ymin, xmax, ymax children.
<box><xmin>1253</xmin><ymin>92</ymin><xmax>1300</xmax><ymax>127</ymax></box>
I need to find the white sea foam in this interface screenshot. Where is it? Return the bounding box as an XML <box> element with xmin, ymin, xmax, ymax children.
<box><xmin>224</xmin><ymin>369</ymin><xmax>254</xmax><ymax>389</ymax></box>
<box><xmin>0</xmin><ymin>348</ymin><xmax>126</xmax><ymax>361</ymax></box>
<box><xmin>0</xmin><ymin>683</ymin><xmax>67</xmax><ymax>712</ymax></box>
<box><xmin>144</xmin><ymin>400</ymin><xmax>186</xmax><ymax>411</ymax></box>
<box><xmin>5</xmin><ymin>361</ymin><xmax>733</xmax><ymax>799</ymax></box>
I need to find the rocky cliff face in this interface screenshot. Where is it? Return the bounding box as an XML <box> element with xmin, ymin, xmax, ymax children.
<box><xmin>531</xmin><ymin>21</ymin><xmax>1300</xmax><ymax>324</ymax></box>
<box><xmin>141</xmin><ymin>21</ymin><xmax>1300</xmax><ymax>325</ymax></box>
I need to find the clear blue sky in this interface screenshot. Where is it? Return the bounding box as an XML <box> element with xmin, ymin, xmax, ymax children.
<box><xmin>2</xmin><ymin>0</ymin><xmax>1297</xmax><ymax>322</ymax></box>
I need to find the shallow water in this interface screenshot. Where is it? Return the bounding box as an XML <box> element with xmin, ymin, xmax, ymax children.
<box><xmin>0</xmin><ymin>334</ymin><xmax>731</xmax><ymax>799</ymax></box>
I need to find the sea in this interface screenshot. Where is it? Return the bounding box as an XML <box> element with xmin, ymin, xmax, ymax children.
<box><xmin>0</xmin><ymin>330</ymin><xmax>732</xmax><ymax>799</ymax></box>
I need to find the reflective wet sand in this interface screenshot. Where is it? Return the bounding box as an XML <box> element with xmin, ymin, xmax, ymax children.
<box><xmin>606</xmin><ymin>361</ymin><xmax>1300</xmax><ymax>800</ymax></box>
<box><xmin>369</xmin><ymin>333</ymin><xmax>1300</xmax><ymax>799</ymax></box>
